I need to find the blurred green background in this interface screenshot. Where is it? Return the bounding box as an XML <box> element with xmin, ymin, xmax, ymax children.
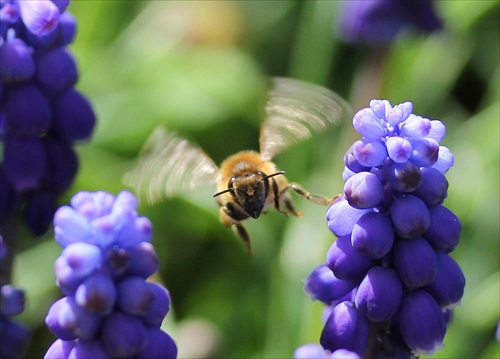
<box><xmin>12</xmin><ymin>1</ymin><xmax>499</xmax><ymax>358</ymax></box>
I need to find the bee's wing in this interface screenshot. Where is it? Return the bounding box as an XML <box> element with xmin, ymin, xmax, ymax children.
<box><xmin>123</xmin><ymin>127</ymin><xmax>219</xmax><ymax>204</ymax></box>
<box><xmin>260</xmin><ymin>77</ymin><xmax>351</xmax><ymax>161</ymax></box>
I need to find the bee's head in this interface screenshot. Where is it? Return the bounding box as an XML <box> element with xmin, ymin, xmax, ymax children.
<box><xmin>214</xmin><ymin>171</ymin><xmax>285</xmax><ymax>219</ymax></box>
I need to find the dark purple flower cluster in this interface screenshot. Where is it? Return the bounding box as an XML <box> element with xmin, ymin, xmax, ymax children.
<box><xmin>0</xmin><ymin>236</ymin><xmax>31</xmax><ymax>358</ymax></box>
<box><xmin>338</xmin><ymin>0</ymin><xmax>442</xmax><ymax>46</ymax></box>
<box><xmin>297</xmin><ymin>100</ymin><xmax>465</xmax><ymax>358</ymax></box>
<box><xmin>44</xmin><ymin>191</ymin><xmax>177</xmax><ymax>359</ymax></box>
<box><xmin>0</xmin><ymin>0</ymin><xmax>95</xmax><ymax>235</ymax></box>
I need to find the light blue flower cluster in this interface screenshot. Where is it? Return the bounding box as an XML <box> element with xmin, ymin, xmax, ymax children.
<box><xmin>44</xmin><ymin>191</ymin><xmax>177</xmax><ymax>358</ymax></box>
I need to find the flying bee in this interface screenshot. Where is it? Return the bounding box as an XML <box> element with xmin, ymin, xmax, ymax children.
<box><xmin>123</xmin><ymin>77</ymin><xmax>350</xmax><ymax>253</ymax></box>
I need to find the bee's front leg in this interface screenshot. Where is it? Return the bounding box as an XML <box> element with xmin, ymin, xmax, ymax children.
<box><xmin>219</xmin><ymin>204</ymin><xmax>252</xmax><ymax>254</ymax></box>
<box><xmin>286</xmin><ymin>182</ymin><xmax>337</xmax><ymax>206</ymax></box>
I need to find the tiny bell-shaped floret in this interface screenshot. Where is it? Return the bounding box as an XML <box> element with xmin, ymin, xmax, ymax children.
<box><xmin>390</xmin><ymin>195</ymin><xmax>430</xmax><ymax>238</ymax></box>
<box><xmin>413</xmin><ymin>167</ymin><xmax>448</xmax><ymax>206</ymax></box>
<box><xmin>327</xmin><ymin>235</ymin><xmax>374</xmax><ymax>281</ymax></box>
<box><xmin>326</xmin><ymin>197</ymin><xmax>370</xmax><ymax>237</ymax></box>
<box><xmin>101</xmin><ymin>312</ymin><xmax>147</xmax><ymax>358</ymax></box>
<box><xmin>388</xmin><ymin>161</ymin><xmax>422</xmax><ymax>192</ymax></box>
<box><xmin>424</xmin><ymin>252</ymin><xmax>465</xmax><ymax>308</ymax></box>
<box><xmin>393</xmin><ymin>237</ymin><xmax>437</xmax><ymax>289</ymax></box>
<box><xmin>353</xmin><ymin>139</ymin><xmax>387</xmax><ymax>167</ymax></box>
<box><xmin>354</xmin><ymin>267</ymin><xmax>403</xmax><ymax>322</ymax></box>
<box><xmin>351</xmin><ymin>211</ymin><xmax>394</xmax><ymax>259</ymax></box>
<box><xmin>320</xmin><ymin>301</ymin><xmax>369</xmax><ymax>356</ymax></box>
<box><xmin>344</xmin><ymin>172</ymin><xmax>384</xmax><ymax>209</ymax></box>
<box><xmin>352</xmin><ymin>107</ymin><xmax>386</xmax><ymax>139</ymax></box>
<box><xmin>75</xmin><ymin>273</ymin><xmax>117</xmax><ymax>315</ymax></box>
<box><xmin>137</xmin><ymin>327</ymin><xmax>178</xmax><ymax>359</ymax></box>
<box><xmin>0</xmin><ymin>38</ymin><xmax>35</xmax><ymax>82</ymax></box>
<box><xmin>397</xmin><ymin>290</ymin><xmax>446</xmax><ymax>356</ymax></box>
<box><xmin>36</xmin><ymin>47</ymin><xmax>78</xmax><ymax>94</ymax></box>
<box><xmin>423</xmin><ymin>205</ymin><xmax>461</xmax><ymax>252</ymax></box>
<box><xmin>304</xmin><ymin>264</ymin><xmax>358</xmax><ymax>305</ymax></box>
<box><xmin>18</xmin><ymin>0</ymin><xmax>60</xmax><ymax>36</ymax></box>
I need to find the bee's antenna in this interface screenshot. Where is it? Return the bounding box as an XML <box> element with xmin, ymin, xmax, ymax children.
<box><xmin>213</xmin><ymin>188</ymin><xmax>233</xmax><ymax>198</ymax></box>
<box><xmin>260</xmin><ymin>171</ymin><xmax>285</xmax><ymax>182</ymax></box>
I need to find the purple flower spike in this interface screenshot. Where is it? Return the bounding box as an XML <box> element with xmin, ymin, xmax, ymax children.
<box><xmin>45</xmin><ymin>191</ymin><xmax>177</xmax><ymax>358</ymax></box>
<box><xmin>299</xmin><ymin>99</ymin><xmax>462</xmax><ymax>358</ymax></box>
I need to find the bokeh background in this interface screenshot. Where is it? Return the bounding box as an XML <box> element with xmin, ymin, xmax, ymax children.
<box><xmin>11</xmin><ymin>1</ymin><xmax>499</xmax><ymax>358</ymax></box>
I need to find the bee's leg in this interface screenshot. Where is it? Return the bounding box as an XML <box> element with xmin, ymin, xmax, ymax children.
<box><xmin>270</xmin><ymin>178</ymin><xmax>289</xmax><ymax>217</ymax></box>
<box><xmin>219</xmin><ymin>205</ymin><xmax>252</xmax><ymax>254</ymax></box>
<box><xmin>231</xmin><ymin>223</ymin><xmax>252</xmax><ymax>255</ymax></box>
<box><xmin>287</xmin><ymin>182</ymin><xmax>337</xmax><ymax>206</ymax></box>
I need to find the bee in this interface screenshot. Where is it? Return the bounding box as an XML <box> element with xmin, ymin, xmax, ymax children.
<box><xmin>123</xmin><ymin>77</ymin><xmax>350</xmax><ymax>253</ymax></box>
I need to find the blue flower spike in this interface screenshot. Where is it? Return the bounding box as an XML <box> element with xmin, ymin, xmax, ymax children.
<box><xmin>298</xmin><ymin>100</ymin><xmax>464</xmax><ymax>358</ymax></box>
<box><xmin>0</xmin><ymin>0</ymin><xmax>96</xmax><ymax>236</ymax></box>
<box><xmin>44</xmin><ymin>191</ymin><xmax>177</xmax><ymax>359</ymax></box>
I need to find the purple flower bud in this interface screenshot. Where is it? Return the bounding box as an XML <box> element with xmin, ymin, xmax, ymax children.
<box><xmin>413</xmin><ymin>167</ymin><xmax>448</xmax><ymax>206</ymax></box>
<box><xmin>117</xmin><ymin>276</ymin><xmax>156</xmax><ymax>315</ymax></box>
<box><xmin>351</xmin><ymin>212</ymin><xmax>394</xmax><ymax>259</ymax></box>
<box><xmin>427</xmin><ymin>120</ymin><xmax>446</xmax><ymax>142</ymax></box>
<box><xmin>409</xmin><ymin>138</ymin><xmax>439</xmax><ymax>167</ymax></box>
<box><xmin>44</xmin><ymin>339</ymin><xmax>75</xmax><ymax>359</ymax></box>
<box><xmin>344</xmin><ymin>141</ymin><xmax>370</xmax><ymax>172</ymax></box>
<box><xmin>397</xmin><ymin>290</ymin><xmax>446</xmax><ymax>356</ymax></box>
<box><xmin>424</xmin><ymin>252</ymin><xmax>465</xmax><ymax>308</ymax></box>
<box><xmin>304</xmin><ymin>264</ymin><xmax>358</xmax><ymax>305</ymax></box>
<box><xmin>70</xmin><ymin>340</ymin><xmax>112</xmax><ymax>359</ymax></box>
<box><xmin>423</xmin><ymin>205</ymin><xmax>461</xmax><ymax>252</ymax></box>
<box><xmin>5</xmin><ymin>83</ymin><xmax>51</xmax><ymax>136</ymax></box>
<box><xmin>61</xmin><ymin>242</ymin><xmax>102</xmax><ymax>277</ymax></box>
<box><xmin>431</xmin><ymin>146</ymin><xmax>454</xmax><ymax>173</ymax></box>
<box><xmin>388</xmin><ymin>161</ymin><xmax>422</xmax><ymax>192</ymax></box>
<box><xmin>137</xmin><ymin>327</ymin><xmax>178</xmax><ymax>359</ymax></box>
<box><xmin>294</xmin><ymin>343</ymin><xmax>326</xmax><ymax>359</ymax></box>
<box><xmin>369</xmin><ymin>99</ymin><xmax>391</xmax><ymax>119</ymax></box>
<box><xmin>394</xmin><ymin>237</ymin><xmax>437</xmax><ymax>289</ymax></box>
<box><xmin>101</xmin><ymin>312</ymin><xmax>148</xmax><ymax>358</ymax></box>
<box><xmin>352</xmin><ymin>108</ymin><xmax>386</xmax><ymax>139</ymax></box>
<box><xmin>344</xmin><ymin>172</ymin><xmax>384</xmax><ymax>209</ymax></box>
<box><xmin>43</xmin><ymin>137</ymin><xmax>79</xmax><ymax>193</ymax></box>
<box><xmin>320</xmin><ymin>301</ymin><xmax>369</xmax><ymax>356</ymax></box>
<box><xmin>126</xmin><ymin>242</ymin><xmax>159</xmax><ymax>278</ymax></box>
<box><xmin>1</xmin><ymin>285</ymin><xmax>26</xmax><ymax>316</ymax></box>
<box><xmin>327</xmin><ymin>235</ymin><xmax>374</xmax><ymax>281</ymax></box>
<box><xmin>36</xmin><ymin>47</ymin><xmax>78</xmax><ymax>94</ymax></box>
<box><xmin>3</xmin><ymin>135</ymin><xmax>46</xmax><ymax>191</ymax></box>
<box><xmin>399</xmin><ymin>115</ymin><xmax>431</xmax><ymax>138</ymax></box>
<box><xmin>52</xmin><ymin>89</ymin><xmax>96</xmax><ymax>142</ymax></box>
<box><xmin>142</xmin><ymin>282</ymin><xmax>171</xmax><ymax>327</ymax></box>
<box><xmin>386</xmin><ymin>136</ymin><xmax>412</xmax><ymax>163</ymax></box>
<box><xmin>75</xmin><ymin>273</ymin><xmax>117</xmax><ymax>314</ymax></box>
<box><xmin>0</xmin><ymin>38</ymin><xmax>35</xmax><ymax>82</ymax></box>
<box><xmin>386</xmin><ymin>102</ymin><xmax>413</xmax><ymax>126</ymax></box>
<box><xmin>355</xmin><ymin>267</ymin><xmax>402</xmax><ymax>322</ymax></box>
<box><xmin>18</xmin><ymin>0</ymin><xmax>60</xmax><ymax>36</ymax></box>
<box><xmin>51</xmin><ymin>0</ymin><xmax>70</xmax><ymax>13</ymax></box>
<box><xmin>326</xmin><ymin>197</ymin><xmax>370</xmax><ymax>237</ymax></box>
<box><xmin>54</xmin><ymin>206</ymin><xmax>93</xmax><ymax>246</ymax></box>
<box><xmin>390</xmin><ymin>195</ymin><xmax>430</xmax><ymax>238</ymax></box>
<box><xmin>353</xmin><ymin>139</ymin><xmax>387</xmax><ymax>167</ymax></box>
<box><xmin>24</xmin><ymin>190</ymin><xmax>57</xmax><ymax>235</ymax></box>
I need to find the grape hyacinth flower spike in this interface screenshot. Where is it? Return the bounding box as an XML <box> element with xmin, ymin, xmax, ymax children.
<box><xmin>44</xmin><ymin>191</ymin><xmax>177</xmax><ymax>359</ymax></box>
<box><xmin>0</xmin><ymin>0</ymin><xmax>96</xmax><ymax>236</ymax></box>
<box><xmin>296</xmin><ymin>100</ymin><xmax>464</xmax><ymax>358</ymax></box>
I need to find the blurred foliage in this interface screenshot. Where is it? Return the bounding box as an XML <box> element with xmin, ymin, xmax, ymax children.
<box><xmin>10</xmin><ymin>1</ymin><xmax>499</xmax><ymax>358</ymax></box>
